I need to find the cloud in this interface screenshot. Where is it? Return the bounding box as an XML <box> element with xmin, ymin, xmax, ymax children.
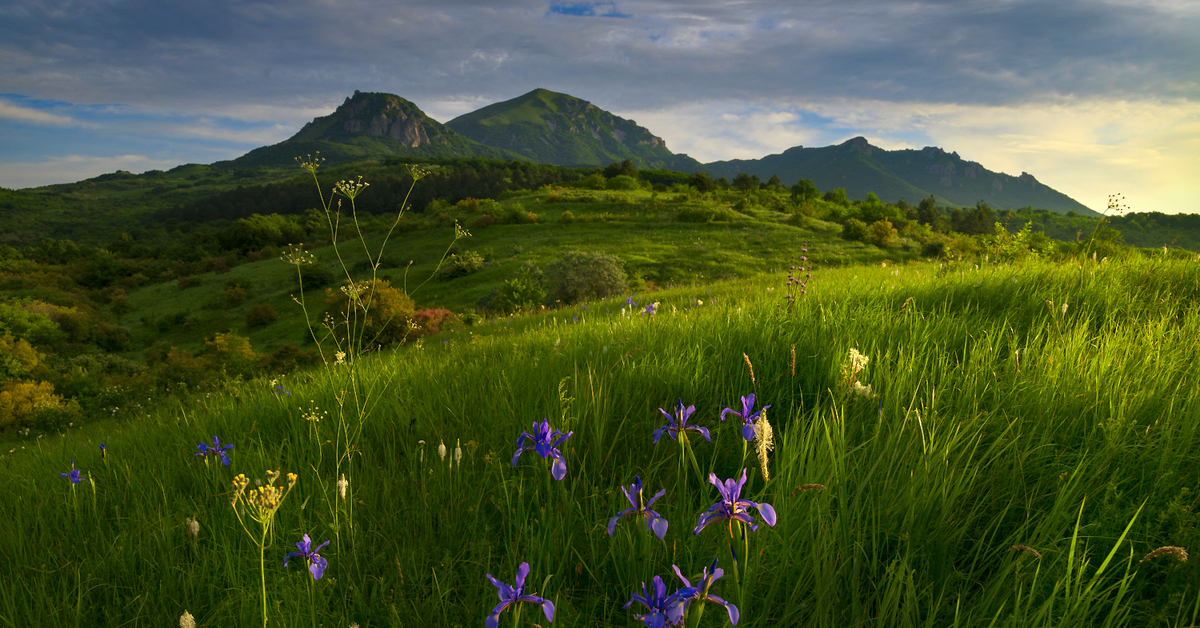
<box><xmin>0</xmin><ymin>99</ymin><xmax>81</xmax><ymax>126</ymax></box>
<box><xmin>0</xmin><ymin>154</ymin><xmax>192</xmax><ymax>190</ymax></box>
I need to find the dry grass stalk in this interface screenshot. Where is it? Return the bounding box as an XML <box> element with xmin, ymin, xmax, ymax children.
<box><xmin>789</xmin><ymin>345</ymin><xmax>796</xmax><ymax>378</ymax></box>
<box><xmin>789</xmin><ymin>484</ymin><xmax>827</xmax><ymax>497</ymax></box>
<box><xmin>743</xmin><ymin>353</ymin><xmax>756</xmax><ymax>387</ymax></box>
<box><xmin>1010</xmin><ymin>545</ymin><xmax>1042</xmax><ymax>559</ymax></box>
<box><xmin>1140</xmin><ymin>546</ymin><xmax>1188</xmax><ymax>564</ymax></box>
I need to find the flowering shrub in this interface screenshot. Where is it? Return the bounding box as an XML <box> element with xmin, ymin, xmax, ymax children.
<box><xmin>407</xmin><ymin>308</ymin><xmax>461</xmax><ymax>339</ymax></box>
<box><xmin>434</xmin><ymin>251</ymin><xmax>485</xmax><ymax>281</ymax></box>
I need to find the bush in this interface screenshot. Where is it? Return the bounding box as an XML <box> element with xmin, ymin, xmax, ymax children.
<box><xmin>676</xmin><ymin>207</ymin><xmax>739</xmax><ymax>223</ymax></box>
<box><xmin>295</xmin><ymin>264</ymin><xmax>337</xmax><ymax>291</ymax></box>
<box><xmin>258</xmin><ymin>344</ymin><xmax>321</xmax><ymax>373</ymax></box>
<box><xmin>245</xmin><ymin>303</ymin><xmax>278</xmax><ymax>327</ymax></box>
<box><xmin>490</xmin><ymin>264</ymin><xmax>547</xmax><ymax>314</ymax></box>
<box><xmin>472</xmin><ymin>214</ymin><xmax>496</xmax><ymax>229</ymax></box>
<box><xmin>408</xmin><ymin>309</ymin><xmax>461</xmax><ymax>339</ymax></box>
<box><xmin>0</xmin><ymin>380</ymin><xmax>73</xmax><ymax>431</ymax></box>
<box><xmin>581</xmin><ymin>174</ymin><xmax>607</xmax><ymax>190</ymax></box>
<box><xmin>177</xmin><ymin>275</ymin><xmax>202</xmax><ymax>290</ymax></box>
<box><xmin>605</xmin><ymin>175</ymin><xmax>640</xmax><ymax>191</ymax></box>
<box><xmin>434</xmin><ymin>250</ymin><xmax>485</xmax><ymax>281</ymax></box>
<box><xmin>546</xmin><ymin>251</ymin><xmax>627</xmax><ymax>304</ymax></box>
<box><xmin>868</xmin><ymin>219</ymin><xmax>899</xmax><ymax>248</ymax></box>
<box><xmin>841</xmin><ymin>218</ymin><xmax>869</xmax><ymax>242</ymax></box>
<box><xmin>224</xmin><ymin>285</ymin><xmax>248</xmax><ymax>305</ymax></box>
<box><xmin>322</xmin><ymin>279</ymin><xmax>416</xmax><ymax>348</ymax></box>
<box><xmin>559</xmin><ymin>211</ymin><xmax>575</xmax><ymax>224</ymax></box>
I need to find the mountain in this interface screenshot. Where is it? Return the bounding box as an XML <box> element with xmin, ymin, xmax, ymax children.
<box><xmin>701</xmin><ymin>137</ymin><xmax>1096</xmax><ymax>215</ymax></box>
<box><xmin>222</xmin><ymin>91</ymin><xmax>526</xmax><ymax>168</ymax></box>
<box><xmin>446</xmin><ymin>88</ymin><xmax>702</xmax><ymax>171</ymax></box>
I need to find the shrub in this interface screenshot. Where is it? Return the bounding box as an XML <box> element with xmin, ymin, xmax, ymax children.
<box><xmin>676</xmin><ymin>207</ymin><xmax>738</xmax><ymax>223</ymax></box>
<box><xmin>295</xmin><ymin>264</ymin><xmax>337</xmax><ymax>291</ymax></box>
<box><xmin>322</xmin><ymin>279</ymin><xmax>416</xmax><ymax>349</ymax></box>
<box><xmin>224</xmin><ymin>285</ymin><xmax>248</xmax><ymax>305</ymax></box>
<box><xmin>559</xmin><ymin>211</ymin><xmax>575</xmax><ymax>224</ymax></box>
<box><xmin>0</xmin><ymin>380</ymin><xmax>72</xmax><ymax>431</ymax></box>
<box><xmin>177</xmin><ymin>275</ymin><xmax>201</xmax><ymax>290</ymax></box>
<box><xmin>581</xmin><ymin>174</ymin><xmax>607</xmax><ymax>190</ymax></box>
<box><xmin>0</xmin><ymin>334</ymin><xmax>42</xmax><ymax>380</ymax></box>
<box><xmin>434</xmin><ymin>250</ymin><xmax>485</xmax><ymax>281</ymax></box>
<box><xmin>841</xmin><ymin>218</ymin><xmax>869</xmax><ymax>242</ymax></box>
<box><xmin>868</xmin><ymin>219</ymin><xmax>899</xmax><ymax>248</ymax></box>
<box><xmin>491</xmin><ymin>264</ymin><xmax>547</xmax><ymax>314</ymax></box>
<box><xmin>454</xmin><ymin>198</ymin><xmax>480</xmax><ymax>212</ymax></box>
<box><xmin>408</xmin><ymin>309</ymin><xmax>461</xmax><ymax>339</ymax></box>
<box><xmin>472</xmin><ymin>214</ymin><xmax>496</xmax><ymax>229</ymax></box>
<box><xmin>546</xmin><ymin>251</ymin><xmax>627</xmax><ymax>304</ymax></box>
<box><xmin>245</xmin><ymin>303</ymin><xmax>278</xmax><ymax>327</ymax></box>
<box><xmin>258</xmin><ymin>344</ymin><xmax>321</xmax><ymax>372</ymax></box>
<box><xmin>605</xmin><ymin>175</ymin><xmax>640</xmax><ymax>191</ymax></box>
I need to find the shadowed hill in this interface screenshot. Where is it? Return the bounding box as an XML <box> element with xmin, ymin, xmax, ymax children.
<box><xmin>701</xmin><ymin>137</ymin><xmax>1097</xmax><ymax>215</ymax></box>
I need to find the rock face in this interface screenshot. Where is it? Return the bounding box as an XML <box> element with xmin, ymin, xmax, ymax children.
<box><xmin>225</xmin><ymin>91</ymin><xmax>524</xmax><ymax>168</ymax></box>
<box><xmin>292</xmin><ymin>91</ymin><xmax>444</xmax><ymax>148</ymax></box>
<box><xmin>446</xmin><ymin>88</ymin><xmax>700</xmax><ymax>170</ymax></box>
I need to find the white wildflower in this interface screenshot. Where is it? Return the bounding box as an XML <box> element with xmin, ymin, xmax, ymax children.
<box><xmin>438</xmin><ymin>439</ymin><xmax>447</xmax><ymax>462</ymax></box>
<box><xmin>848</xmin><ymin>348</ymin><xmax>869</xmax><ymax>374</ymax></box>
<box><xmin>852</xmin><ymin>381</ymin><xmax>875</xmax><ymax>398</ymax></box>
<box><xmin>180</xmin><ymin>610</ymin><xmax>196</xmax><ymax>628</ymax></box>
<box><xmin>454</xmin><ymin>439</ymin><xmax>462</xmax><ymax>467</ymax></box>
<box><xmin>338</xmin><ymin>474</ymin><xmax>348</xmax><ymax>501</ymax></box>
<box><xmin>334</xmin><ymin>351</ymin><xmax>346</xmax><ymax>365</ymax></box>
<box><xmin>185</xmin><ymin>516</ymin><xmax>199</xmax><ymax>539</ymax></box>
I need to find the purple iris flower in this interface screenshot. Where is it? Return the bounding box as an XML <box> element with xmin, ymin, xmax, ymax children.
<box><xmin>720</xmin><ymin>394</ymin><xmax>770</xmax><ymax>441</ymax></box>
<box><xmin>194</xmin><ymin>436</ymin><xmax>233</xmax><ymax>466</ymax></box>
<box><xmin>694</xmin><ymin>468</ymin><xmax>777</xmax><ymax>536</ymax></box>
<box><xmin>485</xmin><ymin>562</ymin><xmax>555</xmax><ymax>628</ymax></box>
<box><xmin>624</xmin><ymin>575</ymin><xmax>685</xmax><ymax>628</ymax></box>
<box><xmin>284</xmin><ymin>534</ymin><xmax>330</xmax><ymax>580</ymax></box>
<box><xmin>626</xmin><ymin>295</ymin><xmax>638</xmax><ymax>308</ymax></box>
<box><xmin>99</xmin><ymin>443</ymin><xmax>106</xmax><ymax>459</ymax></box>
<box><xmin>652</xmin><ymin>400</ymin><xmax>710</xmax><ymax>444</ymax></box>
<box><xmin>608</xmin><ymin>476</ymin><xmax>669</xmax><ymax>539</ymax></box>
<box><xmin>512</xmin><ymin>419</ymin><xmax>573</xmax><ymax>481</ymax></box>
<box><xmin>643</xmin><ymin>303</ymin><xmax>657</xmax><ymax>316</ymax></box>
<box><xmin>671</xmin><ymin>559</ymin><xmax>739</xmax><ymax>625</ymax></box>
<box><xmin>60</xmin><ymin>459</ymin><xmax>83</xmax><ymax>484</ymax></box>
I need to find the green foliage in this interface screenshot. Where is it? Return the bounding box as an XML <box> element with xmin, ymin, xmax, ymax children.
<box><xmin>824</xmin><ymin>187</ymin><xmax>851</xmax><ymax>207</ymax></box>
<box><xmin>322</xmin><ymin>278</ymin><xmax>416</xmax><ymax>349</ymax></box>
<box><xmin>0</xmin><ymin>300</ymin><xmax>66</xmax><ymax>346</ymax></box>
<box><xmin>244</xmin><ymin>302</ymin><xmax>279</xmax><ymax>327</ymax></box>
<box><xmin>491</xmin><ymin>263</ymin><xmax>548</xmax><ymax>314</ymax></box>
<box><xmin>558</xmin><ymin>210</ymin><xmax>576</xmax><ymax>224</ymax></box>
<box><xmin>434</xmin><ymin>250</ymin><xmax>485</xmax><ymax>280</ymax></box>
<box><xmin>546</xmin><ymin>250</ymin><xmax>628</xmax><ymax>304</ymax></box>
<box><xmin>581</xmin><ymin>173</ymin><xmax>607</xmax><ymax>190</ymax></box>
<box><xmin>867</xmin><ymin>218</ymin><xmax>899</xmax><ymax>247</ymax></box>
<box><xmin>842</xmin><ymin>217</ymin><xmax>869</xmax><ymax>242</ymax></box>
<box><xmin>676</xmin><ymin>206</ymin><xmax>740</xmax><ymax>223</ymax></box>
<box><xmin>605</xmin><ymin>174</ymin><xmax>640</xmax><ymax>191</ymax></box>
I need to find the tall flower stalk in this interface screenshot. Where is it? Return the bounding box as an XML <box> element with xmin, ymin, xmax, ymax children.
<box><xmin>229</xmin><ymin>470</ymin><xmax>298</xmax><ymax>628</ymax></box>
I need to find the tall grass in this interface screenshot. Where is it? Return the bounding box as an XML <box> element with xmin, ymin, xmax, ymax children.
<box><xmin>2</xmin><ymin>256</ymin><xmax>1198</xmax><ymax>627</ymax></box>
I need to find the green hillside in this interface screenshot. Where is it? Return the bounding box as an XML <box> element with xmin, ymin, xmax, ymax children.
<box><xmin>223</xmin><ymin>91</ymin><xmax>527</xmax><ymax>168</ymax></box>
<box><xmin>446</xmin><ymin>88</ymin><xmax>703</xmax><ymax>170</ymax></box>
<box><xmin>702</xmin><ymin>137</ymin><xmax>1098</xmax><ymax>215</ymax></box>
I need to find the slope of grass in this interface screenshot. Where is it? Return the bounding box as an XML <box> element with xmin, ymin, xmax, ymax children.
<box><xmin>2</xmin><ymin>254</ymin><xmax>1198</xmax><ymax>627</ymax></box>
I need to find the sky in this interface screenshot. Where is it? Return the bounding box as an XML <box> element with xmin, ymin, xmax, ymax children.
<box><xmin>1</xmin><ymin>0</ymin><xmax>1197</xmax><ymax>215</ymax></box>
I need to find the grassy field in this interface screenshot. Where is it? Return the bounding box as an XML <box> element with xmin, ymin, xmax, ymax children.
<box><xmin>2</xmin><ymin>254</ymin><xmax>1199</xmax><ymax>627</ymax></box>
<box><xmin>115</xmin><ymin>186</ymin><xmax>913</xmax><ymax>358</ymax></box>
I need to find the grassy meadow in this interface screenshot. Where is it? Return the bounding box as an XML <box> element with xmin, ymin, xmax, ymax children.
<box><xmin>2</xmin><ymin>252</ymin><xmax>1199</xmax><ymax>627</ymax></box>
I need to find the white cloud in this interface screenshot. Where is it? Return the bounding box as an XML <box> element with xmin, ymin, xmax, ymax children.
<box><xmin>0</xmin><ymin>155</ymin><xmax>206</xmax><ymax>190</ymax></box>
<box><xmin>0</xmin><ymin>100</ymin><xmax>80</xmax><ymax>126</ymax></box>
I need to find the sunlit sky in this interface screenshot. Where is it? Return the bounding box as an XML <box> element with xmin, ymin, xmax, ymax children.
<box><xmin>1</xmin><ymin>0</ymin><xmax>1197</xmax><ymax>214</ymax></box>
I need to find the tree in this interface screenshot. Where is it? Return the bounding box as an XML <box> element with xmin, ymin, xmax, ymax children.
<box><xmin>690</xmin><ymin>171</ymin><xmax>717</xmax><ymax>194</ymax></box>
<box><xmin>824</xmin><ymin>188</ymin><xmax>850</xmax><ymax>207</ymax></box>
<box><xmin>917</xmin><ymin>196</ymin><xmax>940</xmax><ymax>227</ymax></box>
<box><xmin>766</xmin><ymin>174</ymin><xmax>782</xmax><ymax>189</ymax></box>
<box><xmin>790</xmin><ymin>178</ymin><xmax>819</xmax><ymax>203</ymax></box>
<box><xmin>603</xmin><ymin>159</ymin><xmax>638</xmax><ymax>180</ymax></box>
<box><xmin>733</xmin><ymin>173</ymin><xmax>760</xmax><ymax>192</ymax></box>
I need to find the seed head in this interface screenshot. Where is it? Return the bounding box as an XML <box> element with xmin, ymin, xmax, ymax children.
<box><xmin>185</xmin><ymin>516</ymin><xmax>200</xmax><ymax>539</ymax></box>
<box><xmin>1140</xmin><ymin>546</ymin><xmax>1188</xmax><ymax>564</ymax></box>
<box><xmin>454</xmin><ymin>439</ymin><xmax>463</xmax><ymax>466</ymax></box>
<box><xmin>179</xmin><ymin>610</ymin><xmax>196</xmax><ymax>628</ymax></box>
<box><xmin>338</xmin><ymin>474</ymin><xmax>348</xmax><ymax>500</ymax></box>
<box><xmin>438</xmin><ymin>439</ymin><xmax>447</xmax><ymax>461</ymax></box>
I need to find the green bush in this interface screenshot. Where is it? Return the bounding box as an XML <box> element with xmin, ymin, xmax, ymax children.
<box><xmin>605</xmin><ymin>175</ymin><xmax>640</xmax><ymax>191</ymax></box>
<box><xmin>559</xmin><ymin>210</ymin><xmax>575</xmax><ymax>224</ymax></box>
<box><xmin>434</xmin><ymin>250</ymin><xmax>485</xmax><ymax>281</ymax></box>
<box><xmin>490</xmin><ymin>264</ymin><xmax>547</xmax><ymax>314</ymax></box>
<box><xmin>245</xmin><ymin>303</ymin><xmax>278</xmax><ymax>327</ymax></box>
<box><xmin>472</xmin><ymin>214</ymin><xmax>495</xmax><ymax>229</ymax></box>
<box><xmin>868</xmin><ymin>219</ymin><xmax>899</xmax><ymax>248</ymax></box>
<box><xmin>842</xmin><ymin>217</ymin><xmax>869</xmax><ymax>242</ymax></box>
<box><xmin>546</xmin><ymin>251</ymin><xmax>627</xmax><ymax>304</ymax></box>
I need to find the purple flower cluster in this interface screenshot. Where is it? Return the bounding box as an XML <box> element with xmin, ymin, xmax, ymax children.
<box><xmin>194</xmin><ymin>436</ymin><xmax>233</xmax><ymax>466</ymax></box>
<box><xmin>486</xmin><ymin>562</ymin><xmax>555</xmax><ymax>628</ymax></box>
<box><xmin>624</xmin><ymin>558</ymin><xmax>739</xmax><ymax>627</ymax></box>
<box><xmin>719</xmin><ymin>394</ymin><xmax>770</xmax><ymax>441</ymax></box>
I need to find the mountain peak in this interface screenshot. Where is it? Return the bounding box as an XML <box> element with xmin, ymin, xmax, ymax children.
<box><xmin>446</xmin><ymin>88</ymin><xmax>698</xmax><ymax>170</ymax></box>
<box><xmin>289</xmin><ymin>91</ymin><xmax>441</xmax><ymax>148</ymax></box>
